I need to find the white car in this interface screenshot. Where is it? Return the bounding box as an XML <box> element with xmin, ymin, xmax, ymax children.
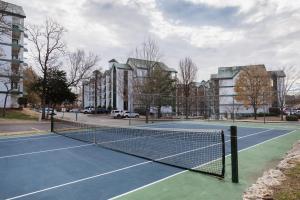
<box><xmin>70</xmin><ymin>108</ymin><xmax>80</xmax><ymax>113</ymax></box>
<box><xmin>123</xmin><ymin>111</ymin><xmax>139</xmax><ymax>118</ymax></box>
<box><xmin>111</xmin><ymin>110</ymin><xmax>123</xmax><ymax>119</ymax></box>
<box><xmin>82</xmin><ymin>107</ymin><xmax>94</xmax><ymax>114</ymax></box>
<box><xmin>39</xmin><ymin>108</ymin><xmax>56</xmax><ymax>114</ymax></box>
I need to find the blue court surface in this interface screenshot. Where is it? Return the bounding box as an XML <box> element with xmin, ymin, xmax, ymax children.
<box><xmin>0</xmin><ymin>122</ymin><xmax>292</xmax><ymax>200</ymax></box>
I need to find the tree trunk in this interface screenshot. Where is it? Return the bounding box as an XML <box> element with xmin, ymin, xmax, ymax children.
<box><xmin>253</xmin><ymin>106</ymin><xmax>257</xmax><ymax>120</ymax></box>
<box><xmin>2</xmin><ymin>92</ymin><xmax>8</xmax><ymax>117</ymax></box>
<box><xmin>41</xmin><ymin>70</ymin><xmax>47</xmax><ymax>119</ymax></box>
<box><xmin>185</xmin><ymin>96</ymin><xmax>188</xmax><ymax>119</ymax></box>
<box><xmin>157</xmin><ymin>105</ymin><xmax>161</xmax><ymax>119</ymax></box>
<box><xmin>280</xmin><ymin>107</ymin><xmax>284</xmax><ymax>121</ymax></box>
<box><xmin>145</xmin><ymin>106</ymin><xmax>149</xmax><ymax>123</ymax></box>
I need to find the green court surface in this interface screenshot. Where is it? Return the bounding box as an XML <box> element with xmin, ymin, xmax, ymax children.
<box><xmin>188</xmin><ymin>120</ymin><xmax>300</xmax><ymax>130</ymax></box>
<box><xmin>114</xmin><ymin>127</ymin><xmax>300</xmax><ymax>200</ymax></box>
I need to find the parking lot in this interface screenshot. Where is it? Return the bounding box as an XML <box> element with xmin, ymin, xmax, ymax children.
<box><xmin>55</xmin><ymin>112</ymin><xmax>146</xmax><ymax>127</ymax></box>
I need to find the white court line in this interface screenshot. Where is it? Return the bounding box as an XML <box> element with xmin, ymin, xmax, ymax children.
<box><xmin>238</xmin><ymin>129</ymin><xmax>273</xmax><ymax>139</ymax></box>
<box><xmin>5</xmin><ymin>128</ymin><xmax>294</xmax><ymax>200</ymax></box>
<box><xmin>31</xmin><ymin>128</ymin><xmax>41</xmax><ymax>131</ymax></box>
<box><xmin>109</xmin><ymin>129</ymin><xmax>297</xmax><ymax>200</ymax></box>
<box><xmin>184</xmin><ymin>121</ymin><xmax>296</xmax><ymax>130</ymax></box>
<box><xmin>6</xmin><ymin>160</ymin><xmax>153</xmax><ymax>200</ymax></box>
<box><xmin>223</xmin><ymin>129</ymin><xmax>272</xmax><ymax>138</ymax></box>
<box><xmin>0</xmin><ymin>134</ymin><xmax>60</xmax><ymax>143</ymax></box>
<box><xmin>5</xmin><ymin>136</ymin><xmax>224</xmax><ymax>199</ymax></box>
<box><xmin>0</xmin><ymin>144</ymin><xmax>93</xmax><ymax>159</ymax></box>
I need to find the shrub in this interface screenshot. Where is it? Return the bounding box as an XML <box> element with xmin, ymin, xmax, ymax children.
<box><xmin>134</xmin><ymin>107</ymin><xmax>146</xmax><ymax>115</ymax></box>
<box><xmin>257</xmin><ymin>112</ymin><xmax>265</xmax><ymax>117</ymax></box>
<box><xmin>17</xmin><ymin>97</ymin><xmax>28</xmax><ymax>108</ymax></box>
<box><xmin>286</xmin><ymin>115</ymin><xmax>299</xmax><ymax>121</ymax></box>
<box><xmin>269</xmin><ymin>107</ymin><xmax>280</xmax><ymax>115</ymax></box>
<box><xmin>107</xmin><ymin>105</ymin><xmax>112</xmax><ymax>112</ymax></box>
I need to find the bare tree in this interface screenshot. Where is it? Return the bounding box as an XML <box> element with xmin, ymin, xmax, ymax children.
<box><xmin>130</xmin><ymin>38</ymin><xmax>162</xmax><ymax>123</ymax></box>
<box><xmin>27</xmin><ymin>18</ymin><xmax>66</xmax><ymax>119</ymax></box>
<box><xmin>235</xmin><ymin>66</ymin><xmax>273</xmax><ymax>120</ymax></box>
<box><xmin>67</xmin><ymin>49</ymin><xmax>99</xmax><ymax>87</ymax></box>
<box><xmin>0</xmin><ymin>66</ymin><xmax>19</xmax><ymax>117</ymax></box>
<box><xmin>277</xmin><ymin>66</ymin><xmax>300</xmax><ymax>120</ymax></box>
<box><xmin>177</xmin><ymin>57</ymin><xmax>198</xmax><ymax>119</ymax></box>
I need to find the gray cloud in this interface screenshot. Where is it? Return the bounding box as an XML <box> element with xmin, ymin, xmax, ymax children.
<box><xmin>9</xmin><ymin>0</ymin><xmax>300</xmax><ymax>83</ymax></box>
<box><xmin>81</xmin><ymin>0</ymin><xmax>151</xmax><ymax>47</ymax></box>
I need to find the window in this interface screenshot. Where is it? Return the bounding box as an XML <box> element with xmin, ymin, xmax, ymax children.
<box><xmin>11</xmin><ymin>82</ymin><xmax>18</xmax><ymax>89</ymax></box>
<box><xmin>12</xmin><ymin>39</ymin><xmax>18</xmax><ymax>45</ymax></box>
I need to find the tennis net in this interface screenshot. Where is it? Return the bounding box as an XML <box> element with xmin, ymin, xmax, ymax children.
<box><xmin>52</xmin><ymin>118</ymin><xmax>225</xmax><ymax>177</ymax></box>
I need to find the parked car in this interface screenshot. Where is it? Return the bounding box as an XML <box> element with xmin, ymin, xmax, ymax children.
<box><xmin>96</xmin><ymin>107</ymin><xmax>109</xmax><ymax>114</ymax></box>
<box><xmin>111</xmin><ymin>110</ymin><xmax>123</xmax><ymax>119</ymax></box>
<box><xmin>70</xmin><ymin>108</ymin><xmax>80</xmax><ymax>113</ymax></box>
<box><xmin>82</xmin><ymin>106</ymin><xmax>94</xmax><ymax>114</ymax></box>
<box><xmin>287</xmin><ymin>109</ymin><xmax>298</xmax><ymax>115</ymax></box>
<box><xmin>38</xmin><ymin>108</ymin><xmax>57</xmax><ymax>114</ymax></box>
<box><xmin>123</xmin><ymin>111</ymin><xmax>139</xmax><ymax>118</ymax></box>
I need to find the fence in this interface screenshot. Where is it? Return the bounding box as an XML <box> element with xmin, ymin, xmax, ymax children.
<box><xmin>130</xmin><ymin>90</ymin><xmax>300</xmax><ymax>121</ymax></box>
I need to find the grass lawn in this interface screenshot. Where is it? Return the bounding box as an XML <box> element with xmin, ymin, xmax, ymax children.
<box><xmin>273</xmin><ymin>162</ymin><xmax>300</xmax><ymax>200</ymax></box>
<box><xmin>0</xmin><ymin>109</ymin><xmax>38</xmax><ymax>120</ymax></box>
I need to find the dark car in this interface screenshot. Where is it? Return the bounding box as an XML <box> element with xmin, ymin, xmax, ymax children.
<box><xmin>96</xmin><ymin>107</ymin><xmax>109</xmax><ymax>114</ymax></box>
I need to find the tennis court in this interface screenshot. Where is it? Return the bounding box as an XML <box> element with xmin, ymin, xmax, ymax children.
<box><xmin>0</xmin><ymin>120</ymin><xmax>295</xmax><ymax>200</ymax></box>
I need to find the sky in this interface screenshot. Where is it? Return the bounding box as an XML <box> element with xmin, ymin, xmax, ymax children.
<box><xmin>9</xmin><ymin>0</ymin><xmax>300</xmax><ymax>82</ymax></box>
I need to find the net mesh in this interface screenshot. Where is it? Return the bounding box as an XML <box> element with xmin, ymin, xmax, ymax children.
<box><xmin>53</xmin><ymin>118</ymin><xmax>225</xmax><ymax>177</ymax></box>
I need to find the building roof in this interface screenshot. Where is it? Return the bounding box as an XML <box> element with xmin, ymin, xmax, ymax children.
<box><xmin>212</xmin><ymin>64</ymin><xmax>266</xmax><ymax>79</ymax></box>
<box><xmin>194</xmin><ymin>81</ymin><xmax>207</xmax><ymax>87</ymax></box>
<box><xmin>112</xmin><ymin>63</ymin><xmax>132</xmax><ymax>70</ymax></box>
<box><xmin>126</xmin><ymin>58</ymin><xmax>177</xmax><ymax>73</ymax></box>
<box><xmin>108</xmin><ymin>59</ymin><xmax>118</xmax><ymax>63</ymax></box>
<box><xmin>269</xmin><ymin>70</ymin><xmax>286</xmax><ymax>77</ymax></box>
<box><xmin>0</xmin><ymin>1</ymin><xmax>25</xmax><ymax>18</ymax></box>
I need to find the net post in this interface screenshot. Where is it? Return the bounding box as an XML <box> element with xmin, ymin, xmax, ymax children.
<box><xmin>221</xmin><ymin>130</ymin><xmax>225</xmax><ymax>178</ymax></box>
<box><xmin>230</xmin><ymin>126</ymin><xmax>239</xmax><ymax>183</ymax></box>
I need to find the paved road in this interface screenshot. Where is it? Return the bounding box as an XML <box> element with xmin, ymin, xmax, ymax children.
<box><xmin>55</xmin><ymin>112</ymin><xmax>147</xmax><ymax>126</ymax></box>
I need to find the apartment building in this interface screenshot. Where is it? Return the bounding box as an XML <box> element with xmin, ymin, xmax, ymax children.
<box><xmin>209</xmin><ymin>65</ymin><xmax>285</xmax><ymax>118</ymax></box>
<box><xmin>82</xmin><ymin>58</ymin><xmax>177</xmax><ymax>111</ymax></box>
<box><xmin>0</xmin><ymin>1</ymin><xmax>26</xmax><ymax>108</ymax></box>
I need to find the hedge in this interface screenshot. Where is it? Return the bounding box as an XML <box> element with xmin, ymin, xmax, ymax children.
<box><xmin>286</xmin><ymin>115</ymin><xmax>299</xmax><ymax>121</ymax></box>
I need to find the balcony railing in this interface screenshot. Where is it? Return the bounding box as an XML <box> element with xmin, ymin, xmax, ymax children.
<box><xmin>12</xmin><ymin>31</ymin><xmax>21</xmax><ymax>40</ymax></box>
<box><xmin>12</xmin><ymin>24</ymin><xmax>24</xmax><ymax>32</ymax></box>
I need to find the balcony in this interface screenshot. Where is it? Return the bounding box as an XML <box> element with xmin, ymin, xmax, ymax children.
<box><xmin>11</xmin><ymin>61</ymin><xmax>20</xmax><ymax>68</ymax></box>
<box><xmin>12</xmin><ymin>24</ymin><xmax>24</xmax><ymax>32</ymax></box>
<box><xmin>12</xmin><ymin>31</ymin><xmax>21</xmax><ymax>40</ymax></box>
<box><xmin>12</xmin><ymin>48</ymin><xmax>20</xmax><ymax>56</ymax></box>
<box><xmin>11</xmin><ymin>58</ymin><xmax>23</xmax><ymax>64</ymax></box>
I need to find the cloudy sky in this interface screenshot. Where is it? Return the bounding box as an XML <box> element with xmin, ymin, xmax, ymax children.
<box><xmin>10</xmin><ymin>0</ymin><xmax>300</xmax><ymax>81</ymax></box>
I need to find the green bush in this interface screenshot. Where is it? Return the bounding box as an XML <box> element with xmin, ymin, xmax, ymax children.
<box><xmin>134</xmin><ymin>107</ymin><xmax>146</xmax><ymax>115</ymax></box>
<box><xmin>286</xmin><ymin>115</ymin><xmax>299</xmax><ymax>121</ymax></box>
<box><xmin>268</xmin><ymin>107</ymin><xmax>280</xmax><ymax>115</ymax></box>
<box><xmin>257</xmin><ymin>112</ymin><xmax>265</xmax><ymax>117</ymax></box>
<box><xmin>18</xmin><ymin>97</ymin><xmax>28</xmax><ymax>107</ymax></box>
<box><xmin>257</xmin><ymin>112</ymin><xmax>281</xmax><ymax>117</ymax></box>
